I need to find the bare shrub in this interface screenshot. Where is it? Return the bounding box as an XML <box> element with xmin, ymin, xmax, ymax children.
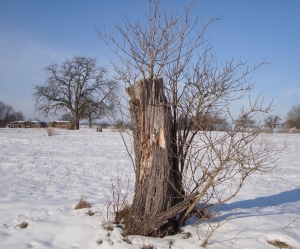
<box><xmin>47</xmin><ymin>127</ymin><xmax>55</xmax><ymax>136</ymax></box>
<box><xmin>114</xmin><ymin>119</ymin><xmax>126</xmax><ymax>132</ymax></box>
<box><xmin>96</xmin><ymin>238</ymin><xmax>103</xmax><ymax>245</ymax></box>
<box><xmin>101</xmin><ymin>172</ymin><xmax>131</xmax><ymax>224</ymax></box>
<box><xmin>75</xmin><ymin>196</ymin><xmax>91</xmax><ymax>209</ymax></box>
<box><xmin>19</xmin><ymin>221</ymin><xmax>29</xmax><ymax>229</ymax></box>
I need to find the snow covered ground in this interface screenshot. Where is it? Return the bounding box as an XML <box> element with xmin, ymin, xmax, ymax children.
<box><xmin>0</xmin><ymin>127</ymin><xmax>299</xmax><ymax>249</ymax></box>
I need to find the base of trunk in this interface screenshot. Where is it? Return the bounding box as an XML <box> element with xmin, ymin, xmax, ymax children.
<box><xmin>123</xmin><ymin>215</ymin><xmax>178</xmax><ymax>237</ymax></box>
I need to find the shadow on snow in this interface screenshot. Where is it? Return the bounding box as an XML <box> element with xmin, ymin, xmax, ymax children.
<box><xmin>218</xmin><ymin>188</ymin><xmax>300</xmax><ymax>220</ymax></box>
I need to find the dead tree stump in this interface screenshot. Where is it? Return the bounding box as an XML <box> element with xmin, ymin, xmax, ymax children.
<box><xmin>125</xmin><ymin>78</ymin><xmax>182</xmax><ymax>237</ymax></box>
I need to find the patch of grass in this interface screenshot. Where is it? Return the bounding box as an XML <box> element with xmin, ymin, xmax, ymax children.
<box><xmin>19</xmin><ymin>221</ymin><xmax>29</xmax><ymax>229</ymax></box>
<box><xmin>115</xmin><ymin>204</ymin><xmax>131</xmax><ymax>223</ymax></box>
<box><xmin>96</xmin><ymin>239</ymin><xmax>103</xmax><ymax>245</ymax></box>
<box><xmin>103</xmin><ymin>224</ymin><xmax>114</xmax><ymax>231</ymax></box>
<box><xmin>267</xmin><ymin>240</ymin><xmax>292</xmax><ymax>249</ymax></box>
<box><xmin>75</xmin><ymin>196</ymin><xmax>91</xmax><ymax>209</ymax></box>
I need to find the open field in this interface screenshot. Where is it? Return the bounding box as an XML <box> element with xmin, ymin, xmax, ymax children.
<box><xmin>0</xmin><ymin>128</ymin><xmax>299</xmax><ymax>248</ymax></box>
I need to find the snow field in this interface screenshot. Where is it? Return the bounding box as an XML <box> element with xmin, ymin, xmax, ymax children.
<box><xmin>0</xmin><ymin>128</ymin><xmax>299</xmax><ymax>248</ymax></box>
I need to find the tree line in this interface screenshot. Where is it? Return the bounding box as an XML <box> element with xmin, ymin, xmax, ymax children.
<box><xmin>235</xmin><ymin>105</ymin><xmax>300</xmax><ymax>132</ymax></box>
<box><xmin>0</xmin><ymin>101</ymin><xmax>25</xmax><ymax>127</ymax></box>
<box><xmin>29</xmin><ymin>56</ymin><xmax>299</xmax><ymax>132</ymax></box>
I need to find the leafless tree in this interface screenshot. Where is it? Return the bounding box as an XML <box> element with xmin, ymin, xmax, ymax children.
<box><xmin>285</xmin><ymin>105</ymin><xmax>300</xmax><ymax>129</ymax></box>
<box><xmin>265</xmin><ymin>114</ymin><xmax>281</xmax><ymax>131</ymax></box>
<box><xmin>189</xmin><ymin>112</ymin><xmax>229</xmax><ymax>131</ymax></box>
<box><xmin>12</xmin><ymin>111</ymin><xmax>25</xmax><ymax>121</ymax></box>
<box><xmin>235</xmin><ymin>114</ymin><xmax>257</xmax><ymax>131</ymax></box>
<box><xmin>0</xmin><ymin>101</ymin><xmax>25</xmax><ymax>127</ymax></box>
<box><xmin>82</xmin><ymin>97</ymin><xmax>115</xmax><ymax>128</ymax></box>
<box><xmin>33</xmin><ymin>57</ymin><xmax>119</xmax><ymax>129</ymax></box>
<box><xmin>97</xmin><ymin>0</ymin><xmax>280</xmax><ymax>236</ymax></box>
<box><xmin>0</xmin><ymin>101</ymin><xmax>8</xmax><ymax>126</ymax></box>
<box><xmin>0</xmin><ymin>101</ymin><xmax>5</xmax><ymax>120</ymax></box>
<box><xmin>1</xmin><ymin>104</ymin><xmax>14</xmax><ymax>126</ymax></box>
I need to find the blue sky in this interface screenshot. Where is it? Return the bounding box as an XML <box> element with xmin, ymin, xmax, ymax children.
<box><xmin>0</xmin><ymin>0</ymin><xmax>299</xmax><ymax>121</ymax></box>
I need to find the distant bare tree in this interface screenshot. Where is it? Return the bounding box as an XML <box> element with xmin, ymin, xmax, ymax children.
<box><xmin>82</xmin><ymin>97</ymin><xmax>115</xmax><ymax>128</ymax></box>
<box><xmin>0</xmin><ymin>101</ymin><xmax>25</xmax><ymax>127</ymax></box>
<box><xmin>0</xmin><ymin>101</ymin><xmax>6</xmax><ymax>125</ymax></box>
<box><xmin>265</xmin><ymin>114</ymin><xmax>281</xmax><ymax>131</ymax></box>
<box><xmin>286</xmin><ymin>105</ymin><xmax>300</xmax><ymax>129</ymax></box>
<box><xmin>2</xmin><ymin>104</ymin><xmax>14</xmax><ymax>125</ymax></box>
<box><xmin>12</xmin><ymin>111</ymin><xmax>25</xmax><ymax>121</ymax></box>
<box><xmin>190</xmin><ymin>112</ymin><xmax>229</xmax><ymax>131</ymax></box>
<box><xmin>98</xmin><ymin>0</ymin><xmax>280</xmax><ymax>237</ymax></box>
<box><xmin>33</xmin><ymin>57</ymin><xmax>119</xmax><ymax>129</ymax></box>
<box><xmin>235</xmin><ymin>114</ymin><xmax>256</xmax><ymax>131</ymax></box>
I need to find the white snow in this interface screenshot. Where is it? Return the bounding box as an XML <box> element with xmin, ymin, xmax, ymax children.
<box><xmin>0</xmin><ymin>128</ymin><xmax>299</xmax><ymax>248</ymax></box>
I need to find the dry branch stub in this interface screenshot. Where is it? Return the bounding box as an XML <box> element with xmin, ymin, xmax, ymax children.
<box><xmin>125</xmin><ymin>78</ymin><xmax>183</xmax><ymax>237</ymax></box>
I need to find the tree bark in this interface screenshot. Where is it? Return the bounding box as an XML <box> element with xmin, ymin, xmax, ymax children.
<box><xmin>125</xmin><ymin>78</ymin><xmax>182</xmax><ymax>237</ymax></box>
<box><xmin>69</xmin><ymin>113</ymin><xmax>80</xmax><ymax>130</ymax></box>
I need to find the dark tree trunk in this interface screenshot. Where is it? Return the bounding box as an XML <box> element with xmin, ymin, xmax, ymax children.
<box><xmin>86</xmin><ymin>106</ymin><xmax>92</xmax><ymax>128</ymax></box>
<box><xmin>69</xmin><ymin>113</ymin><xmax>80</xmax><ymax>130</ymax></box>
<box><xmin>88</xmin><ymin>118</ymin><xmax>92</xmax><ymax>128</ymax></box>
<box><xmin>88</xmin><ymin>114</ymin><xmax>92</xmax><ymax>128</ymax></box>
<box><xmin>125</xmin><ymin>78</ymin><xmax>182</xmax><ymax>237</ymax></box>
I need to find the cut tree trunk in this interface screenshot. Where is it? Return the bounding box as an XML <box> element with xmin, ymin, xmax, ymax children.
<box><xmin>125</xmin><ymin>78</ymin><xmax>183</xmax><ymax>237</ymax></box>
